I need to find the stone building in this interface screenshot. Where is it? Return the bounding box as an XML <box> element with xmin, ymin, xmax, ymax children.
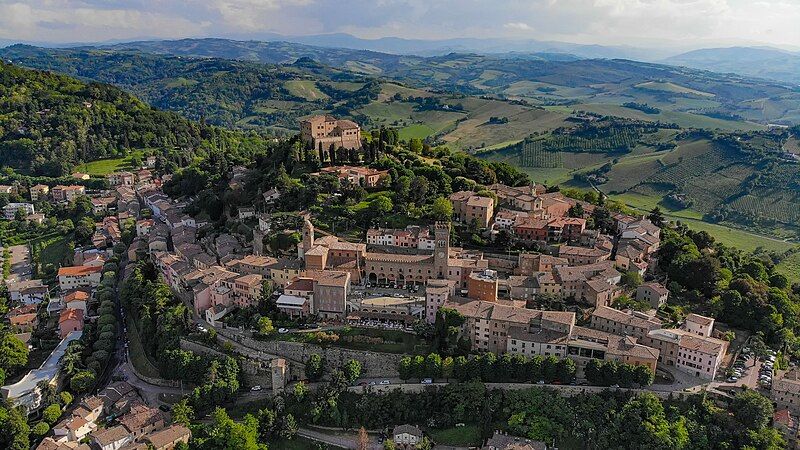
<box><xmin>300</xmin><ymin>115</ymin><xmax>362</xmax><ymax>151</ymax></box>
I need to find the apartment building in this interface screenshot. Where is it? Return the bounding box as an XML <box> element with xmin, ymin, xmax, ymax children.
<box><xmin>425</xmin><ymin>278</ymin><xmax>457</xmax><ymax>324</ymax></box>
<box><xmin>446</xmin><ymin>299</ymin><xmax>575</xmax><ymax>353</ymax></box>
<box><xmin>590</xmin><ymin>306</ymin><xmax>663</xmax><ymax>340</ymax></box>
<box><xmin>107</xmin><ymin>171</ymin><xmax>135</xmax><ymax>187</ymax></box>
<box><xmin>449</xmin><ymin>191</ymin><xmax>495</xmax><ymax>228</ymax></box>
<box><xmin>57</xmin><ymin>265</ymin><xmax>102</xmax><ymax>291</ymax></box>
<box><xmin>636</xmin><ymin>282</ymin><xmax>670</xmax><ymax>309</ymax></box>
<box><xmin>557</xmin><ymin>245</ymin><xmax>610</xmax><ymax>266</ymax></box>
<box><xmin>29</xmin><ymin>184</ymin><xmax>49</xmax><ymax>201</ymax></box>
<box><xmin>641</xmin><ymin>328</ymin><xmax>727</xmax><ymax>380</ymax></box>
<box><xmin>468</xmin><ymin>269</ymin><xmax>499</xmax><ymax>302</ymax></box>
<box><xmin>52</xmin><ymin>185</ymin><xmax>85</xmax><ymax>202</ymax></box>
<box><xmin>7</xmin><ymin>279</ymin><xmax>49</xmax><ymax>305</ymax></box>
<box><xmin>232</xmin><ymin>274</ymin><xmax>263</xmax><ymax>308</ymax></box>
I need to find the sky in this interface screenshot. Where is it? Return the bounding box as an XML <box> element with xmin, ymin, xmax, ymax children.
<box><xmin>2</xmin><ymin>0</ymin><xmax>800</xmax><ymax>50</ymax></box>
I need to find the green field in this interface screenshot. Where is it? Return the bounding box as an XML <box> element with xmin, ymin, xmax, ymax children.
<box><xmin>285</xmin><ymin>80</ymin><xmax>329</xmax><ymax>101</ymax></box>
<box><xmin>776</xmin><ymin>252</ymin><xmax>800</xmax><ymax>284</ymax></box>
<box><xmin>126</xmin><ymin>317</ymin><xmax>163</xmax><ymax>379</ymax></box>
<box><xmin>30</xmin><ymin>233</ymin><xmax>72</xmax><ymax>279</ymax></box>
<box><xmin>76</xmin><ymin>150</ymin><xmax>144</xmax><ymax>176</ymax></box>
<box><xmin>398</xmin><ymin>123</ymin><xmax>436</xmax><ymax>140</ymax></box>
<box><xmin>269</xmin><ymin>437</ymin><xmax>322</xmax><ymax>450</ymax></box>
<box><xmin>611</xmin><ymin>191</ymin><xmax>789</xmax><ymax>253</ymax></box>
<box><xmin>429</xmin><ymin>425</ymin><xmax>483</xmax><ymax>446</ymax></box>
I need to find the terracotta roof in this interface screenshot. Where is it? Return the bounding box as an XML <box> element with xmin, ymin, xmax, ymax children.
<box><xmin>639</xmin><ymin>282</ymin><xmax>669</xmax><ymax>296</ymax></box>
<box><xmin>58</xmin><ymin>265</ymin><xmax>102</xmax><ymax>276</ymax></box>
<box><xmin>146</xmin><ymin>424</ymin><xmax>191</xmax><ymax>448</ymax></box>
<box><xmin>286</xmin><ymin>278</ymin><xmax>314</xmax><ymax>292</ymax></box>
<box><xmin>91</xmin><ymin>425</ymin><xmax>130</xmax><ymax>446</ymax></box>
<box><xmin>592</xmin><ymin>306</ymin><xmax>662</xmax><ymax>329</ymax></box>
<box><xmin>685</xmin><ymin>313</ymin><xmax>714</xmax><ymax>326</ymax></box>
<box><xmin>467</xmin><ymin>195</ymin><xmax>494</xmax><ymax>208</ymax></box>
<box><xmin>65</xmin><ymin>290</ymin><xmax>90</xmax><ymax>303</ymax></box>
<box><xmin>59</xmin><ymin>308</ymin><xmax>84</xmax><ymax>324</ymax></box>
<box><xmin>307</xmin><ymin>270</ymin><xmax>350</xmax><ymax>287</ymax></box>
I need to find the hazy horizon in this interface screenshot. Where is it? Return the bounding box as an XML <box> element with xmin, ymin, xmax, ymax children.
<box><xmin>2</xmin><ymin>0</ymin><xmax>800</xmax><ymax>53</ymax></box>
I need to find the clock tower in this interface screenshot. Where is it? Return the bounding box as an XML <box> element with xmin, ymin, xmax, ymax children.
<box><xmin>433</xmin><ymin>221</ymin><xmax>450</xmax><ymax>278</ymax></box>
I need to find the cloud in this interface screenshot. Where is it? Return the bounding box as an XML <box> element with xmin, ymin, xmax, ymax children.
<box><xmin>0</xmin><ymin>0</ymin><xmax>798</xmax><ymax>49</ymax></box>
<box><xmin>504</xmin><ymin>22</ymin><xmax>533</xmax><ymax>31</ymax></box>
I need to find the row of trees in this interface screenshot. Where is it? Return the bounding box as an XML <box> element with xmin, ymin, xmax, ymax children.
<box><xmin>307</xmin><ymin>381</ymin><xmax>781</xmax><ymax>449</ymax></box>
<box><xmin>399</xmin><ymin>352</ymin><xmax>577</xmax><ymax>384</ymax></box>
<box><xmin>585</xmin><ymin>359</ymin><xmax>655</xmax><ymax>387</ymax></box>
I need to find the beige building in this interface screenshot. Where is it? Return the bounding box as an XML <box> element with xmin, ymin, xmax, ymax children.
<box><xmin>29</xmin><ymin>184</ymin><xmax>49</xmax><ymax>201</ymax></box>
<box><xmin>425</xmin><ymin>278</ymin><xmax>457</xmax><ymax>324</ymax></box>
<box><xmin>300</xmin><ymin>115</ymin><xmax>362</xmax><ymax>151</ymax></box>
<box><xmin>449</xmin><ymin>191</ymin><xmax>494</xmax><ymax>228</ymax></box>
<box><xmin>641</xmin><ymin>328</ymin><xmax>727</xmax><ymax>380</ymax></box>
<box><xmin>58</xmin><ymin>265</ymin><xmax>102</xmax><ymax>291</ymax></box>
<box><xmin>590</xmin><ymin>306</ymin><xmax>662</xmax><ymax>340</ymax></box>
<box><xmin>52</xmin><ymin>185</ymin><xmax>85</xmax><ymax>202</ymax></box>
<box><xmin>232</xmin><ymin>274</ymin><xmax>263</xmax><ymax>308</ymax></box>
<box><xmin>636</xmin><ymin>282</ymin><xmax>669</xmax><ymax>309</ymax></box>
<box><xmin>446</xmin><ymin>299</ymin><xmax>575</xmax><ymax>353</ymax></box>
<box><xmin>557</xmin><ymin>245</ymin><xmax>610</xmax><ymax>266</ymax></box>
<box><xmin>774</xmin><ymin>370</ymin><xmax>800</xmax><ymax>414</ymax></box>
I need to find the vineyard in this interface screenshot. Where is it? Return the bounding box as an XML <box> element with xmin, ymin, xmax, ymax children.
<box><xmin>518</xmin><ymin>140</ymin><xmax>564</xmax><ymax>168</ymax></box>
<box><xmin>648</xmin><ymin>145</ymin><xmax>741</xmax><ymax>187</ymax></box>
<box><xmin>547</xmin><ymin>127</ymin><xmax>641</xmax><ymax>153</ymax></box>
<box><xmin>729</xmin><ymin>189</ymin><xmax>800</xmax><ymax>225</ymax></box>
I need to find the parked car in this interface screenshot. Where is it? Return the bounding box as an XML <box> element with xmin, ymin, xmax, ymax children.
<box><xmin>421</xmin><ymin>378</ymin><xmax>433</xmax><ymax>384</ymax></box>
<box><xmin>278</xmin><ymin>328</ymin><xmax>289</xmax><ymax>334</ymax></box>
<box><xmin>726</xmin><ymin>377</ymin><xmax>738</xmax><ymax>383</ymax></box>
<box><xmin>379</xmin><ymin>380</ymin><xmax>391</xmax><ymax>385</ymax></box>
<box><xmin>251</xmin><ymin>385</ymin><xmax>262</xmax><ymax>391</ymax></box>
<box><xmin>610</xmin><ymin>384</ymin><xmax>620</xmax><ymax>388</ymax></box>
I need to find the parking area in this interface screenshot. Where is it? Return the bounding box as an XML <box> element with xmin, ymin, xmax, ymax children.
<box><xmin>720</xmin><ymin>347</ymin><xmax>776</xmax><ymax>390</ymax></box>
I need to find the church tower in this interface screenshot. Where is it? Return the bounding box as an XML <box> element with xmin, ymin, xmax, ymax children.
<box><xmin>298</xmin><ymin>215</ymin><xmax>315</xmax><ymax>258</ymax></box>
<box><xmin>433</xmin><ymin>221</ymin><xmax>450</xmax><ymax>278</ymax></box>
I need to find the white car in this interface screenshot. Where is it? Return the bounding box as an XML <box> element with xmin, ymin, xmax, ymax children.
<box><xmin>379</xmin><ymin>380</ymin><xmax>391</xmax><ymax>385</ymax></box>
<box><xmin>278</xmin><ymin>328</ymin><xmax>289</xmax><ymax>334</ymax></box>
<box><xmin>250</xmin><ymin>385</ymin><xmax>262</xmax><ymax>391</ymax></box>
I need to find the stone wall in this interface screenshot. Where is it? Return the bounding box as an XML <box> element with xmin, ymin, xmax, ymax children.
<box><xmin>216</xmin><ymin>328</ymin><xmax>402</xmax><ymax>378</ymax></box>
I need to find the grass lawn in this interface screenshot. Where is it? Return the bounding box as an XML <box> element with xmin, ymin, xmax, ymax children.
<box><xmin>775</xmin><ymin>251</ymin><xmax>800</xmax><ymax>284</ymax></box>
<box><xmin>429</xmin><ymin>425</ymin><xmax>483</xmax><ymax>446</ymax></box>
<box><xmin>269</xmin><ymin>437</ymin><xmax>323</xmax><ymax>450</ymax></box>
<box><xmin>30</xmin><ymin>233</ymin><xmax>72</xmax><ymax>279</ymax></box>
<box><xmin>398</xmin><ymin>124</ymin><xmax>436</xmax><ymax>140</ymax></box>
<box><xmin>126</xmin><ymin>317</ymin><xmax>163</xmax><ymax>379</ymax></box>
<box><xmin>76</xmin><ymin>150</ymin><xmax>144</xmax><ymax>176</ymax></box>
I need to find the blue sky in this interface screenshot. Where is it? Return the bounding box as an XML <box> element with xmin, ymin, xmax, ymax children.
<box><xmin>2</xmin><ymin>0</ymin><xmax>799</xmax><ymax>49</ymax></box>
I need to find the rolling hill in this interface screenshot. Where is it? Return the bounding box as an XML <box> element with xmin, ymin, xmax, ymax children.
<box><xmin>95</xmin><ymin>38</ymin><xmax>800</xmax><ymax>127</ymax></box>
<box><xmin>663</xmin><ymin>46</ymin><xmax>800</xmax><ymax>85</ymax></box>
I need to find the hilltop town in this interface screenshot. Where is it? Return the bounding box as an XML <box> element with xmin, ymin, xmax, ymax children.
<box><xmin>0</xmin><ymin>78</ymin><xmax>794</xmax><ymax>450</ymax></box>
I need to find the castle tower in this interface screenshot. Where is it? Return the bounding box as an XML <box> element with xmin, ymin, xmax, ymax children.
<box><xmin>271</xmin><ymin>358</ymin><xmax>287</xmax><ymax>393</ymax></box>
<box><xmin>298</xmin><ymin>215</ymin><xmax>315</xmax><ymax>258</ymax></box>
<box><xmin>253</xmin><ymin>228</ymin><xmax>265</xmax><ymax>256</ymax></box>
<box><xmin>433</xmin><ymin>221</ymin><xmax>450</xmax><ymax>278</ymax></box>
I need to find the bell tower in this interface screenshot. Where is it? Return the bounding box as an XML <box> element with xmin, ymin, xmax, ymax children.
<box><xmin>299</xmin><ymin>215</ymin><xmax>315</xmax><ymax>258</ymax></box>
<box><xmin>433</xmin><ymin>221</ymin><xmax>450</xmax><ymax>278</ymax></box>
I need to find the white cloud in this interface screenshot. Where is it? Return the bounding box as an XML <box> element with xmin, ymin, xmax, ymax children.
<box><xmin>504</xmin><ymin>22</ymin><xmax>532</xmax><ymax>31</ymax></box>
<box><xmin>1</xmin><ymin>0</ymin><xmax>799</xmax><ymax>49</ymax></box>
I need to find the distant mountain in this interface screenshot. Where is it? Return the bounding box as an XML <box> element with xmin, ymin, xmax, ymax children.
<box><xmin>6</xmin><ymin>40</ymin><xmax>800</xmax><ymax>130</ymax></box>
<box><xmin>243</xmin><ymin>32</ymin><xmax>668</xmax><ymax>60</ymax></box>
<box><xmin>663</xmin><ymin>46</ymin><xmax>800</xmax><ymax>84</ymax></box>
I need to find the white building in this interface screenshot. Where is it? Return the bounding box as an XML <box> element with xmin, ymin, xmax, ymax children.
<box><xmin>1</xmin><ymin>331</ymin><xmax>82</xmax><ymax>413</ymax></box>
<box><xmin>57</xmin><ymin>265</ymin><xmax>103</xmax><ymax>291</ymax></box>
<box><xmin>7</xmin><ymin>279</ymin><xmax>49</xmax><ymax>305</ymax></box>
<box><xmin>3</xmin><ymin>202</ymin><xmax>35</xmax><ymax>220</ymax></box>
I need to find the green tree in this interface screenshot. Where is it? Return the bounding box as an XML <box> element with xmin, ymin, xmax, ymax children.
<box><xmin>0</xmin><ymin>404</ymin><xmax>30</xmax><ymax>450</ymax></box>
<box><xmin>430</xmin><ymin>197</ymin><xmax>453</xmax><ymax>221</ymax></box>
<box><xmin>343</xmin><ymin>359</ymin><xmax>362</xmax><ymax>384</ymax></box>
<box><xmin>257</xmin><ymin>316</ymin><xmax>275</xmax><ymax>334</ymax></box>
<box><xmin>172</xmin><ymin>399</ymin><xmax>194</xmax><ymax>427</ymax></box>
<box><xmin>398</xmin><ymin>356</ymin><xmax>413</xmax><ymax>381</ymax></box>
<box><xmin>59</xmin><ymin>391</ymin><xmax>73</xmax><ymax>407</ymax></box>
<box><xmin>732</xmin><ymin>390</ymin><xmax>773</xmax><ymax>430</ymax></box>
<box><xmin>305</xmin><ymin>354</ymin><xmax>324</xmax><ymax>381</ymax></box>
<box><xmin>31</xmin><ymin>422</ymin><xmax>49</xmax><ymax>437</ymax></box>
<box><xmin>0</xmin><ymin>329</ymin><xmax>29</xmax><ymax>372</ymax></box>
<box><xmin>41</xmin><ymin>403</ymin><xmax>61</xmax><ymax>424</ymax></box>
<box><xmin>621</xmin><ymin>271</ymin><xmax>643</xmax><ymax>289</ymax></box>
<box><xmin>70</xmin><ymin>370</ymin><xmax>96</xmax><ymax>393</ymax></box>
<box><xmin>293</xmin><ymin>381</ymin><xmax>309</xmax><ymax>401</ymax></box>
<box><xmin>424</xmin><ymin>353</ymin><xmax>443</xmax><ymax>379</ymax></box>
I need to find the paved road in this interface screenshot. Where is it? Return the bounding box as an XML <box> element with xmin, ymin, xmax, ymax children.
<box><xmin>2</xmin><ymin>244</ymin><xmax>31</xmax><ymax>283</ymax></box>
<box><xmin>298</xmin><ymin>427</ymin><xmax>383</xmax><ymax>450</ymax></box>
